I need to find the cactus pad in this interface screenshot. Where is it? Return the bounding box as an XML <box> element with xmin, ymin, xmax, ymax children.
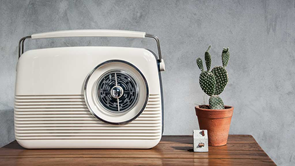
<box><xmin>209</xmin><ymin>95</ymin><xmax>224</xmax><ymax>109</ymax></box>
<box><xmin>205</xmin><ymin>46</ymin><xmax>211</xmax><ymax>71</ymax></box>
<box><xmin>196</xmin><ymin>58</ymin><xmax>204</xmax><ymax>71</ymax></box>
<box><xmin>222</xmin><ymin>48</ymin><xmax>230</xmax><ymax>67</ymax></box>
<box><xmin>211</xmin><ymin>66</ymin><xmax>228</xmax><ymax>95</ymax></box>
<box><xmin>199</xmin><ymin>71</ymin><xmax>216</xmax><ymax>96</ymax></box>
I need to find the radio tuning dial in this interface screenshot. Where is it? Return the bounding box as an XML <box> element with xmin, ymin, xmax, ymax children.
<box><xmin>97</xmin><ymin>71</ymin><xmax>139</xmax><ymax>113</ymax></box>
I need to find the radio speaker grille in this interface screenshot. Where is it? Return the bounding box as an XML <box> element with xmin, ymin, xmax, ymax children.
<box><xmin>15</xmin><ymin>94</ymin><xmax>161</xmax><ymax>140</ymax></box>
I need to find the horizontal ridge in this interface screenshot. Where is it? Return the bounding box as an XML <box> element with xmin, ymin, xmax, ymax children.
<box><xmin>15</xmin><ymin>94</ymin><xmax>161</xmax><ymax>141</ymax></box>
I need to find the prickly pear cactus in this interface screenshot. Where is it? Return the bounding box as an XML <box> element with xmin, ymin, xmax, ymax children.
<box><xmin>199</xmin><ymin>72</ymin><xmax>216</xmax><ymax>96</ymax></box>
<box><xmin>196</xmin><ymin>58</ymin><xmax>204</xmax><ymax>72</ymax></box>
<box><xmin>209</xmin><ymin>95</ymin><xmax>224</xmax><ymax>109</ymax></box>
<box><xmin>205</xmin><ymin>46</ymin><xmax>211</xmax><ymax>71</ymax></box>
<box><xmin>222</xmin><ymin>48</ymin><xmax>230</xmax><ymax>67</ymax></box>
<box><xmin>196</xmin><ymin>46</ymin><xmax>230</xmax><ymax>109</ymax></box>
<box><xmin>211</xmin><ymin>66</ymin><xmax>228</xmax><ymax>95</ymax></box>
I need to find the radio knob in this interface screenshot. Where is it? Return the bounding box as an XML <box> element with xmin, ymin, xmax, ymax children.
<box><xmin>110</xmin><ymin>86</ymin><xmax>124</xmax><ymax>99</ymax></box>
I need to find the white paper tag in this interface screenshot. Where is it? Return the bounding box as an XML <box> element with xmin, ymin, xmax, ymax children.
<box><xmin>193</xmin><ymin>130</ymin><xmax>208</xmax><ymax>152</ymax></box>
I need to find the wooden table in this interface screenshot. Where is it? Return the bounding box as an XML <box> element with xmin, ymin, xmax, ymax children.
<box><xmin>0</xmin><ymin>135</ymin><xmax>275</xmax><ymax>165</ymax></box>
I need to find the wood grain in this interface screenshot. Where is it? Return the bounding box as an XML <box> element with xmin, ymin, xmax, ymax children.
<box><xmin>0</xmin><ymin>135</ymin><xmax>276</xmax><ymax>166</ymax></box>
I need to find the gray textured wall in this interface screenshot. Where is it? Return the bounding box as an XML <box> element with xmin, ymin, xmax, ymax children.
<box><xmin>0</xmin><ymin>0</ymin><xmax>294</xmax><ymax>165</ymax></box>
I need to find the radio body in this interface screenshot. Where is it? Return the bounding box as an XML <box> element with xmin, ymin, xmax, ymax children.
<box><xmin>15</xmin><ymin>30</ymin><xmax>165</xmax><ymax>149</ymax></box>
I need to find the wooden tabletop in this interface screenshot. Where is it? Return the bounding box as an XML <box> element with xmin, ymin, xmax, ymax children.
<box><xmin>0</xmin><ymin>135</ymin><xmax>275</xmax><ymax>166</ymax></box>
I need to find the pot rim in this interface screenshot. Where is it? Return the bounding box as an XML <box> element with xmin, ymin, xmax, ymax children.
<box><xmin>195</xmin><ymin>105</ymin><xmax>234</xmax><ymax>111</ymax></box>
<box><xmin>195</xmin><ymin>105</ymin><xmax>234</xmax><ymax>118</ymax></box>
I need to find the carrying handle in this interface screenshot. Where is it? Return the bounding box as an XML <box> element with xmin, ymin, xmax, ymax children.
<box><xmin>31</xmin><ymin>30</ymin><xmax>146</xmax><ymax>39</ymax></box>
<box><xmin>18</xmin><ymin>30</ymin><xmax>163</xmax><ymax>63</ymax></box>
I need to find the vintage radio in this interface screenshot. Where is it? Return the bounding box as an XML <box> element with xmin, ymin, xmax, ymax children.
<box><xmin>15</xmin><ymin>30</ymin><xmax>165</xmax><ymax>149</ymax></box>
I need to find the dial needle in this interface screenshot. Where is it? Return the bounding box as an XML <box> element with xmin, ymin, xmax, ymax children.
<box><xmin>115</xmin><ymin>73</ymin><xmax>120</xmax><ymax>112</ymax></box>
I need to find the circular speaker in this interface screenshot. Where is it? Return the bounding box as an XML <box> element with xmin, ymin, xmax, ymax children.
<box><xmin>84</xmin><ymin>60</ymin><xmax>148</xmax><ymax>124</ymax></box>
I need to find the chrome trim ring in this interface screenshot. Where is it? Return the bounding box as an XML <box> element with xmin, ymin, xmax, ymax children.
<box><xmin>83</xmin><ymin>60</ymin><xmax>149</xmax><ymax>125</ymax></box>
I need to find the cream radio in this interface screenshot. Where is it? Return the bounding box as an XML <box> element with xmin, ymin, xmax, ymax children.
<box><xmin>15</xmin><ymin>30</ymin><xmax>165</xmax><ymax>149</ymax></box>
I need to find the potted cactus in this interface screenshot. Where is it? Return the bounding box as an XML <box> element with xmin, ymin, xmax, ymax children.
<box><xmin>195</xmin><ymin>46</ymin><xmax>234</xmax><ymax>146</ymax></box>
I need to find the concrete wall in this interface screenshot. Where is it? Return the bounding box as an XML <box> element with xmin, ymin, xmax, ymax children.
<box><xmin>1</xmin><ymin>0</ymin><xmax>295</xmax><ymax>165</ymax></box>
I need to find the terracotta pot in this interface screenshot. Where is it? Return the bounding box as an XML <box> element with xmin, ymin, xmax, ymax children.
<box><xmin>195</xmin><ymin>105</ymin><xmax>234</xmax><ymax>146</ymax></box>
